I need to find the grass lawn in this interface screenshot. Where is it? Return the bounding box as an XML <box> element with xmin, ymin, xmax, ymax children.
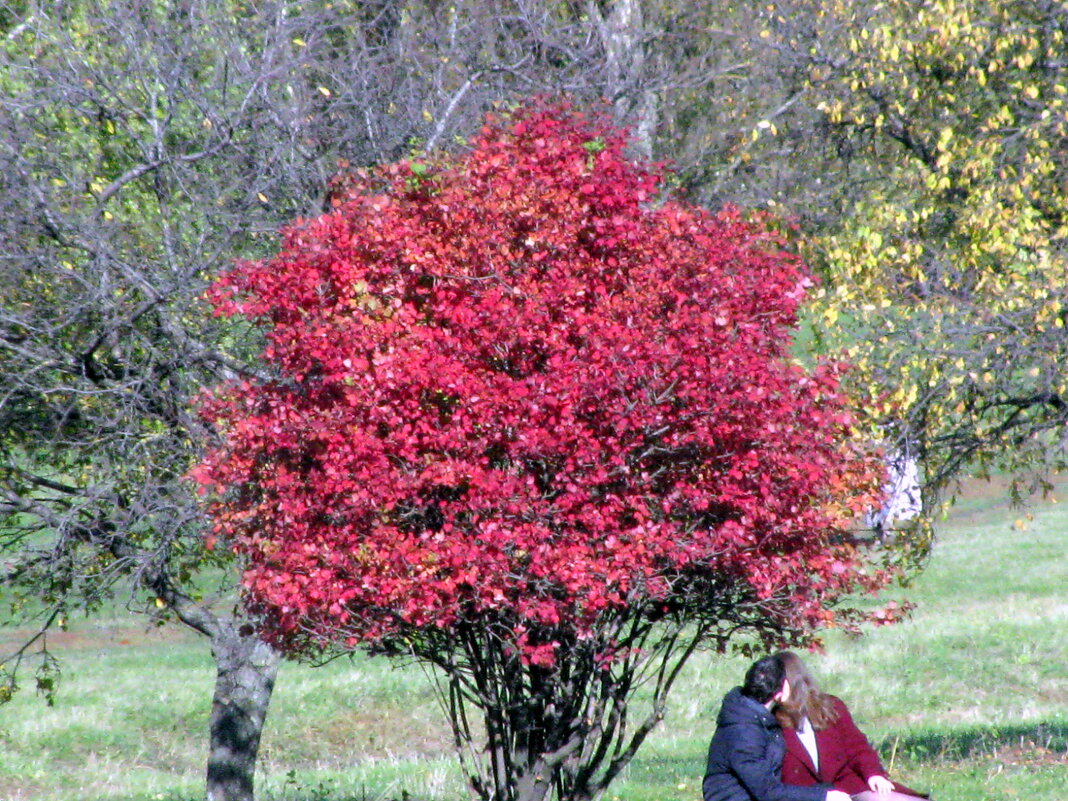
<box><xmin>1</xmin><ymin>480</ymin><xmax>1065</xmax><ymax>801</ymax></box>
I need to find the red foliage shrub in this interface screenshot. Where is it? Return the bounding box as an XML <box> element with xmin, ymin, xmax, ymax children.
<box><xmin>193</xmin><ymin>100</ymin><xmax>888</xmax><ymax>665</ymax></box>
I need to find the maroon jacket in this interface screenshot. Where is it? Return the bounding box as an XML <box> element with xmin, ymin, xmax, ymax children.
<box><xmin>780</xmin><ymin>696</ymin><xmax>926</xmax><ymax>798</ymax></box>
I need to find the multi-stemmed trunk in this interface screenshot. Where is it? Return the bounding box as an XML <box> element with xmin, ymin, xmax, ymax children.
<box><xmin>425</xmin><ymin>615</ymin><xmax>705</xmax><ymax>801</ymax></box>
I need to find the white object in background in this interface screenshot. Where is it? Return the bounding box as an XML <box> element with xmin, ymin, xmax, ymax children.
<box><xmin>866</xmin><ymin>448</ymin><xmax>922</xmax><ymax>536</ymax></box>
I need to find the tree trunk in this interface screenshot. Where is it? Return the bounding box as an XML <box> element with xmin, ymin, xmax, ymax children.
<box><xmin>587</xmin><ymin>0</ymin><xmax>659</xmax><ymax>160</ymax></box>
<box><xmin>206</xmin><ymin>624</ymin><xmax>281</xmax><ymax>801</ymax></box>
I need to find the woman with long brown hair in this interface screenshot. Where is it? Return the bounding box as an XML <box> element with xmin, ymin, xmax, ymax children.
<box><xmin>773</xmin><ymin>651</ymin><xmax>927</xmax><ymax>800</ymax></box>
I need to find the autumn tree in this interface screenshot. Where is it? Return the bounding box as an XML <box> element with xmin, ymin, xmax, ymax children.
<box><xmin>195</xmin><ymin>101</ymin><xmax>894</xmax><ymax>801</ymax></box>
<box><xmin>796</xmin><ymin>0</ymin><xmax>1068</xmax><ymax>509</ymax></box>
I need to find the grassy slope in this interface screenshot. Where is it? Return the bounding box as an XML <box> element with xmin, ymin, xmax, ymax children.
<box><xmin>0</xmin><ymin>484</ymin><xmax>1065</xmax><ymax>801</ymax></box>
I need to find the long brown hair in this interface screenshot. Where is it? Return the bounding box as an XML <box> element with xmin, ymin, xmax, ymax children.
<box><xmin>773</xmin><ymin>650</ymin><xmax>839</xmax><ymax>730</ymax></box>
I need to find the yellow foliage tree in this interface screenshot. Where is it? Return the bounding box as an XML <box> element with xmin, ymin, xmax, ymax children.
<box><xmin>802</xmin><ymin>0</ymin><xmax>1068</xmax><ymax>508</ymax></box>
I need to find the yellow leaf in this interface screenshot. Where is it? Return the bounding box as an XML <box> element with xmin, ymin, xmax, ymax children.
<box><xmin>292</xmin><ymin>37</ymin><xmax>306</xmax><ymax>47</ymax></box>
<box><xmin>257</xmin><ymin>192</ymin><xmax>268</xmax><ymax>203</ymax></box>
<box><xmin>318</xmin><ymin>86</ymin><xmax>332</xmax><ymax>97</ymax></box>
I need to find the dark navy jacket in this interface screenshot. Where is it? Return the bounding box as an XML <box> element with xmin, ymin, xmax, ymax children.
<box><xmin>702</xmin><ymin>687</ymin><xmax>829</xmax><ymax>801</ymax></box>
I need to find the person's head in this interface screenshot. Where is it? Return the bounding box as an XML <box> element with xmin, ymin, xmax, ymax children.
<box><xmin>773</xmin><ymin>650</ymin><xmax>839</xmax><ymax>729</ymax></box>
<box><xmin>741</xmin><ymin>655</ymin><xmax>788</xmax><ymax>707</ymax></box>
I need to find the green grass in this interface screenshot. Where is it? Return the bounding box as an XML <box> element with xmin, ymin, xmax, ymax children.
<box><xmin>1</xmin><ymin>481</ymin><xmax>1066</xmax><ymax>801</ymax></box>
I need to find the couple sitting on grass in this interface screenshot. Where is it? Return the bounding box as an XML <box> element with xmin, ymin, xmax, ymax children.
<box><xmin>703</xmin><ymin>651</ymin><xmax>928</xmax><ymax>801</ymax></box>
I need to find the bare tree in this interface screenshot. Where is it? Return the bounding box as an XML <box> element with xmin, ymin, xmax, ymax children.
<box><xmin>0</xmin><ymin>1</ymin><xmax>455</xmax><ymax>797</ymax></box>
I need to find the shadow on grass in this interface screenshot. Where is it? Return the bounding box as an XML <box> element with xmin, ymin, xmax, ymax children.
<box><xmin>159</xmin><ymin>725</ymin><xmax>1068</xmax><ymax>801</ymax></box>
<box><xmin>875</xmin><ymin>720</ymin><xmax>1068</xmax><ymax>763</ymax></box>
<box><xmin>263</xmin><ymin>793</ymin><xmax>431</xmax><ymax>801</ymax></box>
<box><xmin>262</xmin><ymin>788</ymin><xmax>431</xmax><ymax>801</ymax></box>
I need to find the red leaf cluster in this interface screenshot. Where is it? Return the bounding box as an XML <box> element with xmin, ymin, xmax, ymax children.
<box><xmin>194</xmin><ymin>100</ymin><xmax>888</xmax><ymax>663</ymax></box>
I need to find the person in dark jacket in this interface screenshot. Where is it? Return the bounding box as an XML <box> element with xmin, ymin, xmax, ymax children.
<box><xmin>703</xmin><ymin>655</ymin><xmax>853</xmax><ymax>801</ymax></box>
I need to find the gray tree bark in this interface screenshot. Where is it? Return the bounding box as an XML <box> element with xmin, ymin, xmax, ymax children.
<box><xmin>206</xmin><ymin>623</ymin><xmax>282</xmax><ymax>801</ymax></box>
<box><xmin>587</xmin><ymin>0</ymin><xmax>659</xmax><ymax>160</ymax></box>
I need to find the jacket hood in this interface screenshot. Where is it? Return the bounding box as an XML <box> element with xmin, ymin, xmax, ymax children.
<box><xmin>716</xmin><ymin>686</ymin><xmax>778</xmax><ymax>730</ymax></box>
